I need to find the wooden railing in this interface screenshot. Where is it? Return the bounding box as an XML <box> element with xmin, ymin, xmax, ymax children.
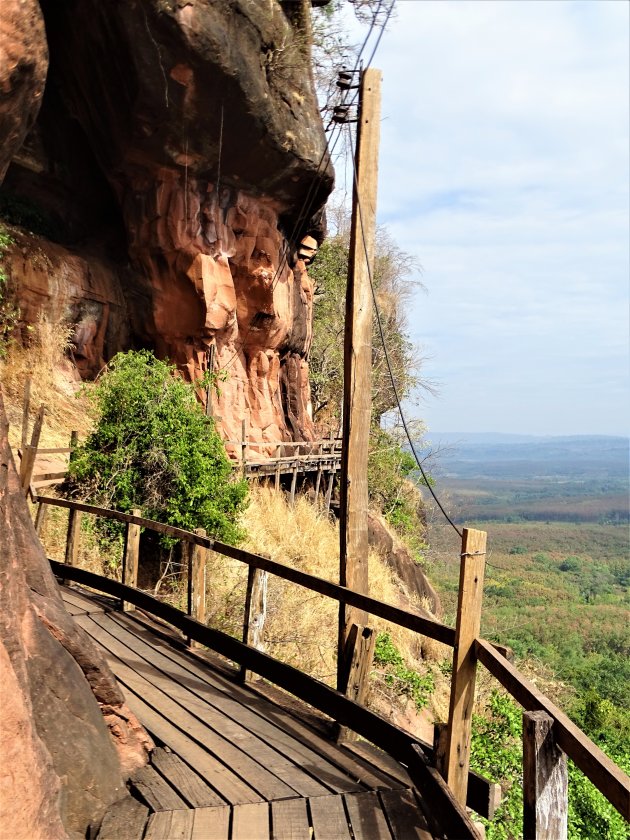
<box><xmin>19</xmin><ymin>426</ymin><xmax>343</xmax><ymax>508</ymax></box>
<box><xmin>35</xmin><ymin>493</ymin><xmax>630</xmax><ymax>837</ymax></box>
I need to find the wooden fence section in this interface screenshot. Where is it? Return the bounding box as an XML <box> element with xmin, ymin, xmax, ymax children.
<box><xmin>36</xmin><ymin>493</ymin><xmax>630</xmax><ymax>834</ymax></box>
<box><xmin>19</xmin><ymin>431</ymin><xmax>343</xmax><ymax>509</ymax></box>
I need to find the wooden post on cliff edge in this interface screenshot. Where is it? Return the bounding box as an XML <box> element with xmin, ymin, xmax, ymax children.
<box><xmin>337</xmin><ymin>67</ymin><xmax>381</xmax><ymax>692</ymax></box>
<box><xmin>444</xmin><ymin>527</ymin><xmax>487</xmax><ymax>805</ymax></box>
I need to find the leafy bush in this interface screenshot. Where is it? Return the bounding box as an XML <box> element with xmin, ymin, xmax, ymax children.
<box><xmin>373</xmin><ymin>632</ymin><xmax>434</xmax><ymax>711</ymax></box>
<box><xmin>65</xmin><ymin>350</ymin><xmax>248</xmax><ymax>546</ymax></box>
<box><xmin>470</xmin><ymin>691</ymin><xmax>523</xmax><ymax>840</ymax></box>
<box><xmin>0</xmin><ymin>225</ymin><xmax>18</xmax><ymax>357</ymax></box>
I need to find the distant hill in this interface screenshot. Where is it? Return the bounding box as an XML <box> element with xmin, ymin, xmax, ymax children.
<box><xmin>419</xmin><ymin>433</ymin><xmax>629</xmax><ymax>481</ymax></box>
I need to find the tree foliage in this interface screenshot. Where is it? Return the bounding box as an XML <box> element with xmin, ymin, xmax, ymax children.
<box><xmin>308</xmin><ymin>218</ymin><xmax>428</xmax><ymax>552</ymax></box>
<box><xmin>65</xmin><ymin>350</ymin><xmax>248</xmax><ymax>545</ymax></box>
<box><xmin>309</xmin><ymin>222</ymin><xmax>422</xmax><ymax>427</ymax></box>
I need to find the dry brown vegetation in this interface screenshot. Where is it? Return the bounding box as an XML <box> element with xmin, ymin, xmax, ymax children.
<box><xmin>2</xmin><ymin>328</ymin><xmax>452</xmax><ymax>731</ymax></box>
<box><xmin>0</xmin><ymin>318</ymin><xmax>93</xmax><ymax>450</ymax></box>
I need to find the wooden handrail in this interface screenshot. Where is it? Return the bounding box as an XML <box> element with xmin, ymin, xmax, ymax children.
<box><xmin>36</xmin><ymin>495</ymin><xmax>457</xmax><ymax>647</ymax></box>
<box><xmin>476</xmin><ymin>639</ymin><xmax>630</xmax><ymax>820</ymax></box>
<box><xmin>38</xmin><ymin>495</ymin><xmax>629</xmax><ymax>822</ymax></box>
<box><xmin>48</xmin><ymin>559</ymin><xmax>487</xmax><ymax>830</ymax></box>
<box><xmin>223</xmin><ymin>438</ymin><xmax>342</xmax><ymax>449</ymax></box>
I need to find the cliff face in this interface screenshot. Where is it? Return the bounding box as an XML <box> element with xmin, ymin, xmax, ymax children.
<box><xmin>0</xmin><ymin>397</ymin><xmax>153</xmax><ymax>840</ymax></box>
<box><xmin>1</xmin><ymin>0</ymin><xmax>333</xmax><ymax>448</ymax></box>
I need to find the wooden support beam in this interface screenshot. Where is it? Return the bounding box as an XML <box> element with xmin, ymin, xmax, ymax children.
<box><xmin>335</xmin><ymin>623</ymin><xmax>376</xmax><ymax>742</ymax></box>
<box><xmin>241</xmin><ymin>419</ymin><xmax>247</xmax><ymax>476</ymax></box>
<box><xmin>523</xmin><ymin>711</ymin><xmax>568</xmax><ymax>840</ymax></box>
<box><xmin>34</xmin><ymin>500</ymin><xmax>48</xmax><ymax>535</ymax></box>
<box><xmin>122</xmin><ymin>508</ymin><xmax>141</xmax><ymax>611</ymax></box>
<box><xmin>240</xmin><ymin>566</ymin><xmax>268</xmax><ymax>683</ymax></box>
<box><xmin>325</xmin><ymin>468</ymin><xmax>335</xmax><ymax>513</ymax></box>
<box><xmin>314</xmin><ymin>464</ymin><xmax>323</xmax><ymax>502</ymax></box>
<box><xmin>21</xmin><ymin>376</ymin><xmax>31</xmax><ymax>452</ymax></box>
<box><xmin>19</xmin><ymin>403</ymin><xmax>45</xmax><ymax>494</ymax></box>
<box><xmin>187</xmin><ymin>527</ymin><xmax>207</xmax><ymax>647</ymax></box>
<box><xmin>338</xmin><ymin>67</ymin><xmax>381</xmax><ymax>691</ymax></box>
<box><xmin>289</xmin><ymin>464</ymin><xmax>298</xmax><ymax>506</ymax></box>
<box><xmin>444</xmin><ymin>527</ymin><xmax>487</xmax><ymax>805</ymax></box>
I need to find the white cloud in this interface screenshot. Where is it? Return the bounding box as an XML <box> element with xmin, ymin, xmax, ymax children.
<box><xmin>341</xmin><ymin>0</ymin><xmax>629</xmax><ymax>435</ymax></box>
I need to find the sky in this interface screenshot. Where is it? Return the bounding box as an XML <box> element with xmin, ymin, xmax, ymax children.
<box><xmin>331</xmin><ymin>0</ymin><xmax>629</xmax><ymax>437</ymax></box>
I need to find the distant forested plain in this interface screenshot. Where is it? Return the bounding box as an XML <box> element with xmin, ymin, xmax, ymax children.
<box><xmin>419</xmin><ymin>435</ymin><xmax>629</xmax><ymax>838</ymax></box>
<box><xmin>426</xmin><ymin>433</ymin><xmax>629</xmax><ymax>524</ymax></box>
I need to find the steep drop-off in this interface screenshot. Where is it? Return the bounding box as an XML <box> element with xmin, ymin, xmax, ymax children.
<box><xmin>1</xmin><ymin>0</ymin><xmax>334</xmax><ymax>449</ymax></box>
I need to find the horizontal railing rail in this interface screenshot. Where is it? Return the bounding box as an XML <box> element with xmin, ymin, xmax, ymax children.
<box><xmin>49</xmin><ymin>558</ymin><xmax>490</xmax><ymax>832</ymax></box>
<box><xmin>37</xmin><ymin>492</ymin><xmax>630</xmax><ymax>825</ymax></box>
<box><xmin>476</xmin><ymin>639</ymin><xmax>629</xmax><ymax>819</ymax></box>
<box><xmin>36</xmin><ymin>495</ymin><xmax>457</xmax><ymax>648</ymax></box>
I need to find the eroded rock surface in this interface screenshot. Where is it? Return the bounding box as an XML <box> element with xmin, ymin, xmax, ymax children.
<box><xmin>368</xmin><ymin>512</ymin><xmax>442</xmax><ymax>619</ymax></box>
<box><xmin>1</xmin><ymin>0</ymin><xmax>333</xmax><ymax>449</ymax></box>
<box><xmin>0</xmin><ymin>396</ymin><xmax>152</xmax><ymax>839</ymax></box>
<box><xmin>0</xmin><ymin>0</ymin><xmax>48</xmax><ymax>180</ymax></box>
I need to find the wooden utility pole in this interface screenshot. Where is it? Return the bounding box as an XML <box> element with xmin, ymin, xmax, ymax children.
<box><xmin>338</xmin><ymin>67</ymin><xmax>382</xmax><ymax>691</ymax></box>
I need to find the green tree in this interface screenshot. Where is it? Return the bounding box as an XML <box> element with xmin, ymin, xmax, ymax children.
<box><xmin>308</xmin><ymin>218</ymin><xmax>429</xmax><ymax>548</ymax></box>
<box><xmin>65</xmin><ymin>350</ymin><xmax>248</xmax><ymax>545</ymax></box>
<box><xmin>309</xmin><ymin>222</ymin><xmax>423</xmax><ymax>426</ymax></box>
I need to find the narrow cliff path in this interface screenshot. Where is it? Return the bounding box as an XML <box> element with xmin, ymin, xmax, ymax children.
<box><xmin>61</xmin><ymin>585</ymin><xmax>439</xmax><ymax>840</ymax></box>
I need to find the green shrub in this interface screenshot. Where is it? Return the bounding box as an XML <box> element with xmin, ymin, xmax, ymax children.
<box><xmin>373</xmin><ymin>632</ymin><xmax>434</xmax><ymax>711</ymax></box>
<box><xmin>470</xmin><ymin>692</ymin><xmax>523</xmax><ymax>840</ymax></box>
<box><xmin>0</xmin><ymin>225</ymin><xmax>18</xmax><ymax>357</ymax></box>
<box><xmin>65</xmin><ymin>350</ymin><xmax>248</xmax><ymax>546</ymax></box>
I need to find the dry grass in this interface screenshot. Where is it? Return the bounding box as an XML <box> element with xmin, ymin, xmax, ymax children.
<box><xmin>1</xmin><ymin>327</ymin><xmax>452</xmax><ymax>729</ymax></box>
<box><xmin>203</xmin><ymin>485</ymin><xmax>449</xmax><ymax>728</ymax></box>
<box><xmin>0</xmin><ymin>318</ymin><xmax>93</xmax><ymax>451</ymax></box>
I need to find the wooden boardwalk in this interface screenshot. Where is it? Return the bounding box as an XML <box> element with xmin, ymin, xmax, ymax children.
<box><xmin>62</xmin><ymin>586</ymin><xmax>440</xmax><ymax>839</ymax></box>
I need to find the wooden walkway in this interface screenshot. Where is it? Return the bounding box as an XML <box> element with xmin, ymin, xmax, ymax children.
<box><xmin>61</xmin><ymin>586</ymin><xmax>440</xmax><ymax>839</ymax></box>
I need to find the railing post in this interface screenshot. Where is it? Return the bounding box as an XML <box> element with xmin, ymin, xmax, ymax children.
<box><xmin>122</xmin><ymin>508</ymin><xmax>141</xmax><ymax>611</ymax></box>
<box><xmin>523</xmin><ymin>711</ymin><xmax>568</xmax><ymax>840</ymax></box>
<box><xmin>20</xmin><ymin>403</ymin><xmax>45</xmax><ymax>495</ymax></box>
<box><xmin>240</xmin><ymin>566</ymin><xmax>267</xmax><ymax>683</ymax></box>
<box><xmin>444</xmin><ymin>527</ymin><xmax>487</xmax><ymax>805</ymax></box>
<box><xmin>21</xmin><ymin>375</ymin><xmax>31</xmax><ymax>452</ymax></box>
<box><xmin>241</xmin><ymin>418</ymin><xmax>247</xmax><ymax>476</ymax></box>
<box><xmin>274</xmin><ymin>443</ymin><xmax>281</xmax><ymax>491</ymax></box>
<box><xmin>187</xmin><ymin>528</ymin><xmax>207</xmax><ymax>648</ymax></box>
<box><xmin>335</xmin><ymin>623</ymin><xmax>375</xmax><ymax>742</ymax></box>
<box><xmin>34</xmin><ymin>499</ymin><xmax>48</xmax><ymax>535</ymax></box>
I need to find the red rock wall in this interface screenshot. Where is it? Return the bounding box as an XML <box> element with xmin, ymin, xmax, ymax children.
<box><xmin>0</xmin><ymin>0</ymin><xmax>334</xmax><ymax>452</ymax></box>
<box><xmin>0</xmin><ymin>398</ymin><xmax>153</xmax><ymax>839</ymax></box>
<box><xmin>121</xmin><ymin>173</ymin><xmax>317</xmax><ymax>451</ymax></box>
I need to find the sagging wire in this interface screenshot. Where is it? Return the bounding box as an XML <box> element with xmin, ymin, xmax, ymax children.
<box><xmin>347</xmin><ymin>126</ymin><xmax>463</xmax><ymax>539</ymax></box>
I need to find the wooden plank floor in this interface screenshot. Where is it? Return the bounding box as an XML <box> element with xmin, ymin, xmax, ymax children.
<box><xmin>61</xmin><ymin>586</ymin><xmax>439</xmax><ymax>839</ymax></box>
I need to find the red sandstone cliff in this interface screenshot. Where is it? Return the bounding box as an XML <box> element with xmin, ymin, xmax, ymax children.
<box><xmin>1</xmin><ymin>0</ymin><xmax>334</xmax><ymax>450</ymax></box>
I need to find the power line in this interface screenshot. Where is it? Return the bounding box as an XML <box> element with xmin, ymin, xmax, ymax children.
<box><xmin>347</xmin><ymin>127</ymin><xmax>463</xmax><ymax>539</ymax></box>
<box><xmin>218</xmin><ymin>122</ymin><xmax>346</xmax><ymax>373</ymax></box>
<box><xmin>219</xmin><ymin>3</ymin><xmax>394</xmax><ymax>374</ymax></box>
